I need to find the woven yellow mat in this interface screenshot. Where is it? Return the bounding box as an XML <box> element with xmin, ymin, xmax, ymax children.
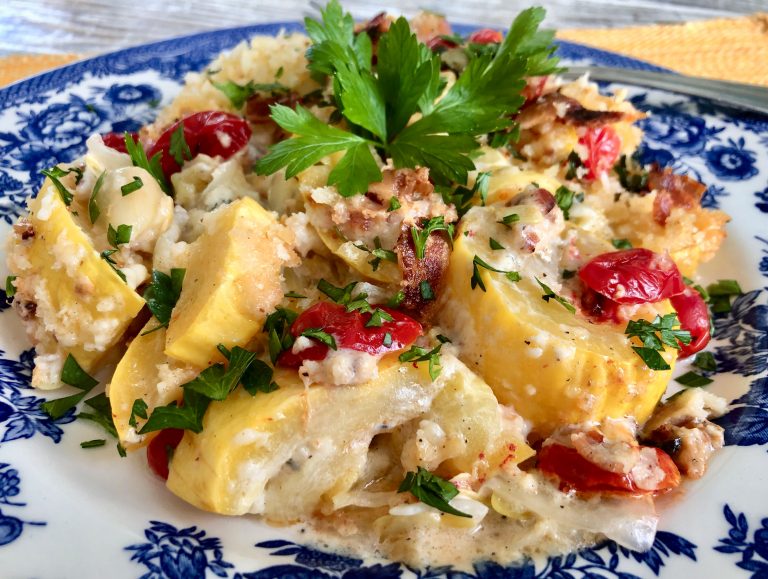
<box><xmin>1</xmin><ymin>14</ymin><xmax>767</xmax><ymax>87</ymax></box>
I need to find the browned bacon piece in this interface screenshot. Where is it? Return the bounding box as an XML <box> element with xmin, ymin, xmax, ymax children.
<box><xmin>517</xmin><ymin>93</ymin><xmax>626</xmax><ymax>130</ymax></box>
<box><xmin>648</xmin><ymin>165</ymin><xmax>707</xmax><ymax>225</ymax></box>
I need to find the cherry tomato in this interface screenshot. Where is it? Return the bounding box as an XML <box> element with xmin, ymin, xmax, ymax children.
<box><xmin>278</xmin><ymin>302</ymin><xmax>422</xmax><ymax>367</ymax></box>
<box><xmin>538</xmin><ymin>443</ymin><xmax>680</xmax><ymax>495</ymax></box>
<box><xmin>146</xmin><ymin>428</ymin><xmax>184</xmax><ymax>480</ymax></box>
<box><xmin>579</xmin><ymin>248</ymin><xmax>685</xmax><ymax>305</ymax></box>
<box><xmin>670</xmin><ymin>286</ymin><xmax>711</xmax><ymax>358</ymax></box>
<box><xmin>579</xmin><ymin>286</ymin><xmax>622</xmax><ymax>323</ymax></box>
<box><xmin>467</xmin><ymin>28</ymin><xmax>503</xmax><ymax>44</ymax></box>
<box><xmin>579</xmin><ymin>125</ymin><xmax>620</xmax><ymax>180</ymax></box>
<box><xmin>101</xmin><ymin>131</ymin><xmax>137</xmax><ymax>154</ymax></box>
<box><xmin>148</xmin><ymin>111</ymin><xmax>251</xmax><ymax>181</ymax></box>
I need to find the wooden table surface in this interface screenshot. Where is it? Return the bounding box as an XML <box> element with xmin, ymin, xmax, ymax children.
<box><xmin>0</xmin><ymin>0</ymin><xmax>765</xmax><ymax>56</ymax></box>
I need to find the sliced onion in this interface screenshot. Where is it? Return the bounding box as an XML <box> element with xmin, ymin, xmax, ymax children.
<box><xmin>486</xmin><ymin>473</ymin><xmax>658</xmax><ymax>551</ymax></box>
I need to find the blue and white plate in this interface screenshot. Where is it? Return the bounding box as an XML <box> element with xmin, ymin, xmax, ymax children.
<box><xmin>0</xmin><ymin>23</ymin><xmax>766</xmax><ymax>579</ymax></box>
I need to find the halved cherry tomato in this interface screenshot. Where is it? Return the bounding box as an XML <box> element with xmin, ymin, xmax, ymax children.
<box><xmin>467</xmin><ymin>28</ymin><xmax>503</xmax><ymax>44</ymax></box>
<box><xmin>579</xmin><ymin>286</ymin><xmax>622</xmax><ymax>323</ymax></box>
<box><xmin>278</xmin><ymin>302</ymin><xmax>422</xmax><ymax>367</ymax></box>
<box><xmin>426</xmin><ymin>35</ymin><xmax>459</xmax><ymax>51</ymax></box>
<box><xmin>102</xmin><ymin>131</ymin><xmax>137</xmax><ymax>153</ymax></box>
<box><xmin>538</xmin><ymin>443</ymin><xmax>680</xmax><ymax>495</ymax></box>
<box><xmin>579</xmin><ymin>125</ymin><xmax>620</xmax><ymax>180</ymax></box>
<box><xmin>670</xmin><ymin>286</ymin><xmax>711</xmax><ymax>358</ymax></box>
<box><xmin>146</xmin><ymin>428</ymin><xmax>184</xmax><ymax>480</ymax></box>
<box><xmin>578</xmin><ymin>248</ymin><xmax>685</xmax><ymax>305</ymax></box>
<box><xmin>147</xmin><ymin>111</ymin><xmax>251</xmax><ymax>181</ymax></box>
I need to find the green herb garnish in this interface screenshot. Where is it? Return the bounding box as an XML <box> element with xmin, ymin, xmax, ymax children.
<box><xmin>399</xmin><ymin>343</ymin><xmax>443</xmax><ymax>380</ymax></box>
<box><xmin>398</xmin><ymin>466</ymin><xmax>471</xmax><ymax>518</ymax></box>
<box><xmin>5</xmin><ymin>275</ymin><xmax>16</xmax><ymax>298</ymax></box>
<box><xmin>169</xmin><ymin>122</ymin><xmax>193</xmax><ymax>166</ymax></box>
<box><xmin>497</xmin><ymin>213</ymin><xmax>520</xmax><ymax>228</ymax></box>
<box><xmin>255</xmin><ymin>3</ymin><xmax>559</xmax><ymax>196</ymax></box>
<box><xmin>88</xmin><ymin>170</ymin><xmax>106</xmax><ymax>224</ymax></box>
<box><xmin>674</xmin><ymin>371</ymin><xmax>714</xmax><ymax>387</ymax></box>
<box><xmin>264</xmin><ymin>307</ymin><xmax>299</xmax><ymax>363</ymax></box>
<box><xmin>120</xmin><ymin>175</ymin><xmax>144</xmax><ymax>196</ymax></box>
<box><xmin>614</xmin><ymin>154</ymin><xmax>649</xmax><ymax>192</ymax></box>
<box><xmin>41</xmin><ymin>355</ymin><xmax>99</xmax><ymax>419</ymax></box>
<box><xmin>625</xmin><ymin>313</ymin><xmax>692</xmax><ymax>371</ymax></box>
<box><xmin>80</xmin><ymin>439</ymin><xmax>106</xmax><ymax>449</ymax></box>
<box><xmin>706</xmin><ymin>279</ymin><xmax>742</xmax><ymax>314</ymax></box>
<box><xmin>41</xmin><ymin>165</ymin><xmax>81</xmax><ymax>206</ymax></box>
<box><xmin>611</xmin><ymin>238</ymin><xmax>633</xmax><ymax>250</ymax></box>
<box><xmin>554</xmin><ymin>185</ymin><xmax>583</xmax><ymax>220</ymax></box>
<box><xmin>301</xmin><ymin>328</ymin><xmax>338</xmax><ymax>350</ymax></box>
<box><xmin>471</xmin><ymin>255</ymin><xmax>520</xmax><ymax>292</ymax></box>
<box><xmin>489</xmin><ymin>237</ymin><xmax>505</xmax><ymax>250</ymax></box>
<box><xmin>411</xmin><ymin>216</ymin><xmax>455</xmax><ymax>260</ymax></box>
<box><xmin>124</xmin><ymin>132</ymin><xmax>170</xmax><ymax>195</ymax></box>
<box><xmin>535</xmin><ymin>277</ymin><xmax>576</xmax><ymax>313</ymax></box>
<box><xmin>693</xmin><ymin>351</ymin><xmax>717</xmax><ymax>372</ymax></box>
<box><xmin>142</xmin><ymin>268</ymin><xmax>186</xmax><ymax>334</ymax></box>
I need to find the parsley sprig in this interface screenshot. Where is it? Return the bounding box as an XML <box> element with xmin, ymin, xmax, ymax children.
<box><xmin>398</xmin><ymin>466</ymin><xmax>470</xmax><ymax>518</ymax></box>
<box><xmin>535</xmin><ymin>277</ymin><xmax>576</xmax><ymax>313</ymax></box>
<box><xmin>625</xmin><ymin>313</ymin><xmax>691</xmax><ymax>371</ymax></box>
<box><xmin>471</xmin><ymin>255</ymin><xmax>520</xmax><ymax>292</ymax></box>
<box><xmin>399</xmin><ymin>343</ymin><xmax>443</xmax><ymax>380</ymax></box>
<box><xmin>100</xmin><ymin>224</ymin><xmax>132</xmax><ymax>282</ymax></box>
<box><xmin>411</xmin><ymin>216</ymin><xmax>455</xmax><ymax>260</ymax></box>
<box><xmin>255</xmin><ymin>2</ymin><xmax>559</xmax><ymax>196</ymax></box>
<box><xmin>41</xmin><ymin>165</ymin><xmax>83</xmax><ymax>206</ymax></box>
<box><xmin>142</xmin><ymin>269</ymin><xmax>186</xmax><ymax>334</ymax></box>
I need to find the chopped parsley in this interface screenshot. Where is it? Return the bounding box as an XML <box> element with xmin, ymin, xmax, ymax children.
<box><xmin>124</xmin><ymin>132</ymin><xmax>170</xmax><ymax>195</ymax></box>
<box><xmin>317</xmin><ymin>279</ymin><xmax>374</xmax><ymax>314</ymax></box>
<box><xmin>5</xmin><ymin>275</ymin><xmax>16</xmax><ymax>298</ymax></box>
<box><xmin>625</xmin><ymin>313</ymin><xmax>691</xmax><ymax>371</ymax></box>
<box><xmin>78</xmin><ymin>392</ymin><xmax>118</xmax><ymax>439</ymax></box>
<box><xmin>489</xmin><ymin>237</ymin><xmax>505</xmax><ymax>250</ymax></box>
<box><xmin>442</xmin><ymin>171</ymin><xmax>491</xmax><ymax>217</ymax></box>
<box><xmin>129</xmin><ymin>398</ymin><xmax>149</xmax><ymax>428</ymax></box>
<box><xmin>420</xmin><ymin>280</ymin><xmax>435</xmax><ymax>301</ymax></box>
<box><xmin>366</xmin><ymin>308</ymin><xmax>394</xmax><ymax>328</ymax></box>
<box><xmin>387</xmin><ymin>290</ymin><xmax>405</xmax><ymax>308</ymax></box>
<box><xmin>535</xmin><ymin>277</ymin><xmax>575</xmax><ymax>313</ymax></box>
<box><xmin>120</xmin><ymin>175</ymin><xmax>143</xmax><ymax>196</ymax></box>
<box><xmin>264</xmin><ymin>307</ymin><xmax>299</xmax><ymax>363</ymax></box>
<box><xmin>398</xmin><ymin>466</ymin><xmax>470</xmax><ymax>518</ymax></box>
<box><xmin>354</xmin><ymin>237</ymin><xmax>397</xmax><ymax>271</ymax></box>
<box><xmin>80</xmin><ymin>439</ymin><xmax>106</xmax><ymax>449</ymax></box>
<box><xmin>169</xmin><ymin>122</ymin><xmax>193</xmax><ymax>166</ymax></box>
<box><xmin>565</xmin><ymin>150</ymin><xmax>582</xmax><ymax>180</ymax></box>
<box><xmin>284</xmin><ymin>291</ymin><xmax>307</xmax><ymax>299</ymax></box>
<box><xmin>611</xmin><ymin>238</ymin><xmax>633</xmax><ymax>250</ymax></box>
<box><xmin>300</xmin><ymin>328</ymin><xmax>338</xmax><ymax>350</ymax></box>
<box><xmin>674</xmin><ymin>371</ymin><xmax>714</xmax><ymax>387</ymax></box>
<box><xmin>399</xmin><ymin>343</ymin><xmax>443</xmax><ymax>380</ymax></box>
<box><xmin>706</xmin><ymin>279</ymin><xmax>742</xmax><ymax>314</ymax></box>
<box><xmin>255</xmin><ymin>3</ymin><xmax>559</xmax><ymax>196</ymax></box>
<box><xmin>214</xmin><ymin>80</ymin><xmax>290</xmax><ymax>109</ymax></box>
<box><xmin>140</xmin><ymin>345</ymin><xmax>269</xmax><ymax>434</ymax></box>
<box><xmin>383</xmin><ymin>332</ymin><xmax>393</xmax><ymax>347</ymax></box>
<box><xmin>100</xmin><ymin>224</ymin><xmax>132</xmax><ymax>282</ymax></box>
<box><xmin>614</xmin><ymin>154</ymin><xmax>649</xmax><ymax>192</ymax></box>
<box><xmin>692</xmin><ymin>351</ymin><xmax>717</xmax><ymax>372</ymax></box>
<box><xmin>88</xmin><ymin>170</ymin><xmax>106</xmax><ymax>224</ymax></box>
<box><xmin>142</xmin><ymin>268</ymin><xmax>186</xmax><ymax>334</ymax></box>
<box><xmin>388</xmin><ymin>197</ymin><xmax>402</xmax><ymax>211</ymax></box>
<box><xmin>40</xmin><ymin>165</ymin><xmax>82</xmax><ymax>206</ymax></box>
<box><xmin>471</xmin><ymin>255</ymin><xmax>520</xmax><ymax>292</ymax></box>
<box><xmin>411</xmin><ymin>216</ymin><xmax>455</xmax><ymax>260</ymax></box>
<box><xmin>554</xmin><ymin>185</ymin><xmax>583</xmax><ymax>220</ymax></box>
<box><xmin>497</xmin><ymin>213</ymin><xmax>520</xmax><ymax>228</ymax></box>
<box><xmin>41</xmin><ymin>354</ymin><xmax>99</xmax><ymax>420</ymax></box>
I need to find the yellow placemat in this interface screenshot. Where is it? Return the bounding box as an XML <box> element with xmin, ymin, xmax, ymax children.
<box><xmin>1</xmin><ymin>14</ymin><xmax>767</xmax><ymax>87</ymax></box>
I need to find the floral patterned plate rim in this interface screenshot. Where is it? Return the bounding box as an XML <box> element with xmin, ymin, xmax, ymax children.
<box><xmin>0</xmin><ymin>22</ymin><xmax>767</xmax><ymax>579</ymax></box>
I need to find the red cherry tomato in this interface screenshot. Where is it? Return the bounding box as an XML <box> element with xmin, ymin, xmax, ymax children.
<box><xmin>538</xmin><ymin>443</ymin><xmax>680</xmax><ymax>495</ymax></box>
<box><xmin>579</xmin><ymin>248</ymin><xmax>686</xmax><ymax>305</ymax></box>
<box><xmin>278</xmin><ymin>302</ymin><xmax>422</xmax><ymax>367</ymax></box>
<box><xmin>467</xmin><ymin>28</ymin><xmax>503</xmax><ymax>44</ymax></box>
<box><xmin>579</xmin><ymin>125</ymin><xmax>620</xmax><ymax>180</ymax></box>
<box><xmin>579</xmin><ymin>286</ymin><xmax>622</xmax><ymax>323</ymax></box>
<box><xmin>147</xmin><ymin>111</ymin><xmax>251</xmax><ymax>181</ymax></box>
<box><xmin>146</xmin><ymin>428</ymin><xmax>184</xmax><ymax>480</ymax></box>
<box><xmin>102</xmin><ymin>131</ymin><xmax>137</xmax><ymax>153</ymax></box>
<box><xmin>670</xmin><ymin>286</ymin><xmax>711</xmax><ymax>358</ymax></box>
<box><xmin>426</xmin><ymin>35</ymin><xmax>459</xmax><ymax>51</ymax></box>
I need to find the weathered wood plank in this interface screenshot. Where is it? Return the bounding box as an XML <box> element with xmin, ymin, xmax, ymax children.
<box><xmin>0</xmin><ymin>0</ymin><xmax>762</xmax><ymax>55</ymax></box>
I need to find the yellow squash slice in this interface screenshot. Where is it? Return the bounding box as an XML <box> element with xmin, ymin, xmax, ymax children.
<box><xmin>165</xmin><ymin>197</ymin><xmax>295</xmax><ymax>367</ymax></box>
<box><xmin>7</xmin><ymin>179</ymin><xmax>145</xmax><ymax>388</ymax></box>
<box><xmin>107</xmin><ymin>320</ymin><xmax>197</xmax><ymax>450</ymax></box>
<box><xmin>439</xmin><ymin>212</ymin><xmax>675</xmax><ymax>437</ymax></box>
<box><xmin>167</xmin><ymin>358</ymin><xmax>440</xmax><ymax>521</ymax></box>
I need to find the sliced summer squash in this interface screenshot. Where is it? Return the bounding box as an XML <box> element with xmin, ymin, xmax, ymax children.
<box><xmin>164</xmin><ymin>197</ymin><xmax>292</xmax><ymax>367</ymax></box>
<box><xmin>166</xmin><ymin>358</ymin><xmax>441</xmax><ymax>521</ymax></box>
<box><xmin>107</xmin><ymin>320</ymin><xmax>197</xmax><ymax>450</ymax></box>
<box><xmin>439</xmin><ymin>214</ymin><xmax>675</xmax><ymax>437</ymax></box>
<box><xmin>9</xmin><ymin>179</ymin><xmax>145</xmax><ymax>388</ymax></box>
